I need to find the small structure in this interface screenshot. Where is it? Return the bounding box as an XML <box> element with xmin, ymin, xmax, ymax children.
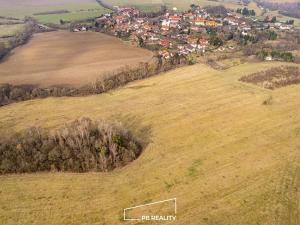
<box><xmin>265</xmin><ymin>56</ymin><xmax>273</xmax><ymax>61</ymax></box>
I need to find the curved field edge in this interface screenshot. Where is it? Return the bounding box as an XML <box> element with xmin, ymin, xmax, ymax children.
<box><xmin>0</xmin><ymin>62</ymin><xmax>300</xmax><ymax>225</ymax></box>
<box><xmin>0</xmin><ymin>31</ymin><xmax>154</xmax><ymax>88</ymax></box>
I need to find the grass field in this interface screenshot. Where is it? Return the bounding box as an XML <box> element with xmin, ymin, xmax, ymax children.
<box><xmin>0</xmin><ymin>61</ymin><xmax>299</xmax><ymax>224</ymax></box>
<box><xmin>0</xmin><ymin>31</ymin><xmax>153</xmax><ymax>88</ymax></box>
<box><xmin>0</xmin><ymin>0</ymin><xmax>110</xmax><ymax>24</ymax></box>
<box><xmin>34</xmin><ymin>10</ymin><xmax>107</xmax><ymax>24</ymax></box>
<box><xmin>262</xmin><ymin>10</ymin><xmax>300</xmax><ymax>26</ymax></box>
<box><xmin>0</xmin><ymin>24</ymin><xmax>25</xmax><ymax>38</ymax></box>
<box><xmin>109</xmin><ymin>0</ymin><xmax>245</xmax><ymax>11</ymax></box>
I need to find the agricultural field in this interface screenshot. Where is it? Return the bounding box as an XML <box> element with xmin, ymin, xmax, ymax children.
<box><xmin>0</xmin><ymin>0</ymin><xmax>110</xmax><ymax>24</ymax></box>
<box><xmin>0</xmin><ymin>24</ymin><xmax>25</xmax><ymax>38</ymax></box>
<box><xmin>0</xmin><ymin>31</ymin><xmax>153</xmax><ymax>88</ymax></box>
<box><xmin>108</xmin><ymin>0</ymin><xmax>246</xmax><ymax>11</ymax></box>
<box><xmin>262</xmin><ymin>10</ymin><xmax>300</xmax><ymax>25</ymax></box>
<box><xmin>0</xmin><ymin>61</ymin><xmax>299</xmax><ymax>224</ymax></box>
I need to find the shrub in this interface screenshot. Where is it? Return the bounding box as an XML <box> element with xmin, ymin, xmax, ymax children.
<box><xmin>263</xmin><ymin>96</ymin><xmax>273</xmax><ymax>105</ymax></box>
<box><xmin>186</xmin><ymin>55</ymin><xmax>197</xmax><ymax>65</ymax></box>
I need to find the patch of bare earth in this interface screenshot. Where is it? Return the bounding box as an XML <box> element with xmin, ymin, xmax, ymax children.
<box><xmin>239</xmin><ymin>66</ymin><xmax>300</xmax><ymax>89</ymax></box>
<box><xmin>0</xmin><ymin>31</ymin><xmax>153</xmax><ymax>88</ymax></box>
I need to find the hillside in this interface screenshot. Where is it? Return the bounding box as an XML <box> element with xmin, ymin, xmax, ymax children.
<box><xmin>0</xmin><ymin>62</ymin><xmax>299</xmax><ymax>224</ymax></box>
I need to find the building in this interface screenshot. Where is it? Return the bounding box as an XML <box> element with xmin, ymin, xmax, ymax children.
<box><xmin>161</xmin><ymin>20</ymin><xmax>170</xmax><ymax>31</ymax></box>
<box><xmin>159</xmin><ymin>39</ymin><xmax>171</xmax><ymax>47</ymax></box>
<box><xmin>206</xmin><ymin>20</ymin><xmax>217</xmax><ymax>27</ymax></box>
<box><xmin>169</xmin><ymin>15</ymin><xmax>181</xmax><ymax>24</ymax></box>
<box><xmin>115</xmin><ymin>16</ymin><xmax>126</xmax><ymax>24</ymax></box>
<box><xmin>195</xmin><ymin>17</ymin><xmax>205</xmax><ymax>26</ymax></box>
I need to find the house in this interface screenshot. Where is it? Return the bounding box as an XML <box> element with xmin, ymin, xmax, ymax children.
<box><xmin>187</xmin><ymin>37</ymin><xmax>198</xmax><ymax>45</ymax></box>
<box><xmin>136</xmin><ymin>18</ymin><xmax>144</xmax><ymax>24</ymax></box>
<box><xmin>186</xmin><ymin>44</ymin><xmax>196</xmax><ymax>53</ymax></box>
<box><xmin>206</xmin><ymin>20</ymin><xmax>217</xmax><ymax>27</ymax></box>
<box><xmin>195</xmin><ymin>17</ymin><xmax>205</xmax><ymax>26</ymax></box>
<box><xmin>279</xmin><ymin>25</ymin><xmax>292</xmax><ymax>31</ymax></box>
<box><xmin>159</xmin><ymin>50</ymin><xmax>171</xmax><ymax>59</ymax></box>
<box><xmin>159</xmin><ymin>39</ymin><xmax>171</xmax><ymax>47</ymax></box>
<box><xmin>225</xmin><ymin>17</ymin><xmax>239</xmax><ymax>26</ymax></box>
<box><xmin>169</xmin><ymin>15</ymin><xmax>181</xmax><ymax>24</ymax></box>
<box><xmin>198</xmin><ymin>39</ymin><xmax>208</xmax><ymax>46</ymax></box>
<box><xmin>161</xmin><ymin>20</ymin><xmax>170</xmax><ymax>31</ymax></box>
<box><xmin>143</xmin><ymin>23</ymin><xmax>152</xmax><ymax>31</ymax></box>
<box><xmin>241</xmin><ymin>26</ymin><xmax>251</xmax><ymax>31</ymax></box>
<box><xmin>115</xmin><ymin>16</ymin><xmax>126</xmax><ymax>24</ymax></box>
<box><xmin>183</xmin><ymin>13</ymin><xmax>195</xmax><ymax>20</ymax></box>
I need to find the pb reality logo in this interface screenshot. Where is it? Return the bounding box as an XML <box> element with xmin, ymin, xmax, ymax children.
<box><xmin>123</xmin><ymin>198</ymin><xmax>177</xmax><ymax>221</ymax></box>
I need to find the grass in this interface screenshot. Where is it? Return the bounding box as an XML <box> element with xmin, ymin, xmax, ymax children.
<box><xmin>35</xmin><ymin>10</ymin><xmax>109</xmax><ymax>24</ymax></box>
<box><xmin>0</xmin><ymin>24</ymin><xmax>25</xmax><ymax>37</ymax></box>
<box><xmin>0</xmin><ymin>61</ymin><xmax>299</xmax><ymax>224</ymax></box>
<box><xmin>261</xmin><ymin>10</ymin><xmax>300</xmax><ymax>26</ymax></box>
<box><xmin>0</xmin><ymin>0</ymin><xmax>110</xmax><ymax>24</ymax></box>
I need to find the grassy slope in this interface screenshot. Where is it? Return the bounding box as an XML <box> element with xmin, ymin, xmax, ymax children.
<box><xmin>0</xmin><ymin>62</ymin><xmax>299</xmax><ymax>225</ymax></box>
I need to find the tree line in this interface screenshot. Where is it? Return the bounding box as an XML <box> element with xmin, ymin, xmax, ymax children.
<box><xmin>239</xmin><ymin>66</ymin><xmax>299</xmax><ymax>89</ymax></box>
<box><xmin>0</xmin><ymin>55</ymin><xmax>188</xmax><ymax>107</ymax></box>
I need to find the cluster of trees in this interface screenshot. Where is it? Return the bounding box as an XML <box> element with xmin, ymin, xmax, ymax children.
<box><xmin>0</xmin><ymin>118</ymin><xmax>142</xmax><ymax>174</ymax></box>
<box><xmin>140</xmin><ymin>5</ymin><xmax>167</xmax><ymax>18</ymax></box>
<box><xmin>258</xmin><ymin>50</ymin><xmax>295</xmax><ymax>62</ymax></box>
<box><xmin>240</xmin><ymin>34</ymin><xmax>258</xmax><ymax>45</ymax></box>
<box><xmin>239</xmin><ymin>66</ymin><xmax>299</xmax><ymax>89</ymax></box>
<box><xmin>265</xmin><ymin>16</ymin><xmax>277</xmax><ymax>23</ymax></box>
<box><xmin>236</xmin><ymin>8</ymin><xmax>256</xmax><ymax>16</ymax></box>
<box><xmin>268</xmin><ymin>30</ymin><xmax>277</xmax><ymax>40</ymax></box>
<box><xmin>204</xmin><ymin>6</ymin><xmax>228</xmax><ymax>18</ymax></box>
<box><xmin>286</xmin><ymin>19</ymin><xmax>294</xmax><ymax>25</ymax></box>
<box><xmin>209</xmin><ymin>36</ymin><xmax>223</xmax><ymax>47</ymax></box>
<box><xmin>0</xmin><ymin>55</ymin><xmax>187</xmax><ymax>107</ymax></box>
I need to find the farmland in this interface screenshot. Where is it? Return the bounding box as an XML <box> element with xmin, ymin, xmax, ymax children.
<box><xmin>0</xmin><ymin>24</ymin><xmax>25</xmax><ymax>38</ymax></box>
<box><xmin>0</xmin><ymin>31</ymin><xmax>153</xmax><ymax>87</ymax></box>
<box><xmin>0</xmin><ymin>0</ymin><xmax>110</xmax><ymax>24</ymax></box>
<box><xmin>0</xmin><ymin>61</ymin><xmax>299</xmax><ymax>224</ymax></box>
<box><xmin>108</xmin><ymin>0</ymin><xmax>247</xmax><ymax>11</ymax></box>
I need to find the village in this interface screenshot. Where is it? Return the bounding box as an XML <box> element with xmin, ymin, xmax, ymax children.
<box><xmin>71</xmin><ymin>4</ymin><xmax>297</xmax><ymax>61</ymax></box>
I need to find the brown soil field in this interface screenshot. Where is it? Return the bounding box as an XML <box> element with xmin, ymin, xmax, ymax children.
<box><xmin>0</xmin><ymin>31</ymin><xmax>153</xmax><ymax>87</ymax></box>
